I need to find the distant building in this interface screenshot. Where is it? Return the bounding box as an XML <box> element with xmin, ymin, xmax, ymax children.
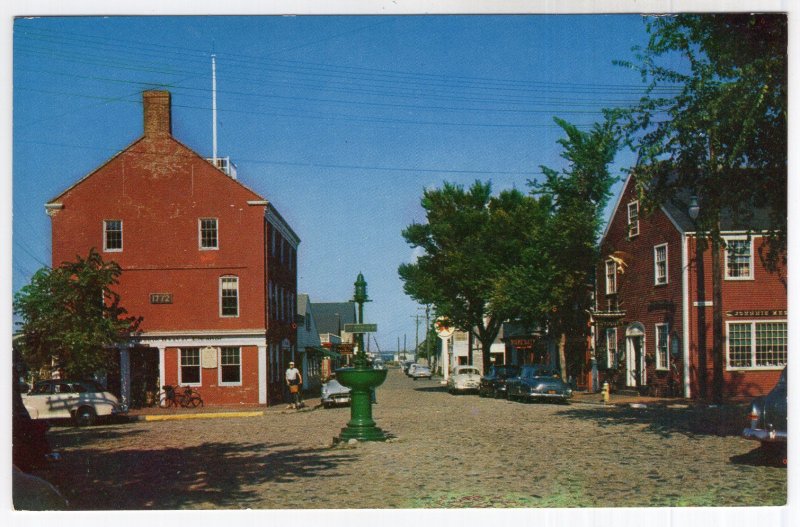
<box><xmin>311</xmin><ymin>302</ymin><xmax>357</xmax><ymax>360</ymax></box>
<box><xmin>593</xmin><ymin>173</ymin><xmax>786</xmax><ymax>398</ymax></box>
<box><xmin>46</xmin><ymin>91</ymin><xmax>299</xmax><ymax>407</ymax></box>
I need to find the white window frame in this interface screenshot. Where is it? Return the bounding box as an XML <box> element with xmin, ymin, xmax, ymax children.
<box><xmin>653</xmin><ymin>243</ymin><xmax>668</xmax><ymax>285</ymax></box>
<box><xmin>726</xmin><ymin>319</ymin><xmax>787</xmax><ymax>371</ymax></box>
<box><xmin>655</xmin><ymin>323</ymin><xmax>669</xmax><ymax>370</ymax></box>
<box><xmin>219</xmin><ymin>276</ymin><xmax>240</xmax><ymax>318</ymax></box>
<box><xmin>178</xmin><ymin>348</ymin><xmax>202</xmax><ymax>386</ymax></box>
<box><xmin>627</xmin><ymin>201</ymin><xmax>639</xmax><ymax>238</ymax></box>
<box><xmin>198</xmin><ymin>218</ymin><xmax>219</xmax><ymax>250</ymax></box>
<box><xmin>724</xmin><ymin>236</ymin><xmax>754</xmax><ymax>281</ymax></box>
<box><xmin>218</xmin><ymin>346</ymin><xmax>242</xmax><ymax>386</ymax></box>
<box><xmin>605</xmin><ymin>259</ymin><xmax>617</xmax><ymax>295</ymax></box>
<box><xmin>606</xmin><ymin>327</ymin><xmax>618</xmax><ymax>369</ymax></box>
<box><xmin>103</xmin><ymin>220</ymin><xmax>123</xmax><ymax>252</ymax></box>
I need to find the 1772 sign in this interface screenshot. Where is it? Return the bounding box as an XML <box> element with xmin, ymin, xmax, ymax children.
<box><xmin>150</xmin><ymin>293</ymin><xmax>173</xmax><ymax>304</ymax></box>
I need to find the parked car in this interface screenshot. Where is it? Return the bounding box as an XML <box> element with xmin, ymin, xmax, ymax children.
<box><xmin>321</xmin><ymin>378</ymin><xmax>352</xmax><ymax>408</ymax></box>
<box><xmin>742</xmin><ymin>367</ymin><xmax>787</xmax><ymax>452</ymax></box>
<box><xmin>401</xmin><ymin>360</ymin><xmax>415</xmax><ymax>373</ymax></box>
<box><xmin>22</xmin><ymin>379</ymin><xmax>127</xmax><ymax>426</ymax></box>
<box><xmin>479</xmin><ymin>364</ymin><xmax>520</xmax><ymax>398</ymax></box>
<box><xmin>447</xmin><ymin>365</ymin><xmax>482</xmax><ymax>394</ymax></box>
<box><xmin>409</xmin><ymin>365</ymin><xmax>432</xmax><ymax>380</ymax></box>
<box><xmin>406</xmin><ymin>363</ymin><xmax>419</xmax><ymax>377</ymax></box>
<box><xmin>506</xmin><ymin>365</ymin><xmax>572</xmax><ymax>403</ymax></box>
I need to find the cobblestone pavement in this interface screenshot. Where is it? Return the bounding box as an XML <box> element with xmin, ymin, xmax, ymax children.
<box><xmin>27</xmin><ymin>368</ymin><xmax>786</xmax><ymax>510</ymax></box>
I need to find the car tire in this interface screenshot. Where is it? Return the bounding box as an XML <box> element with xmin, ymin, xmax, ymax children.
<box><xmin>74</xmin><ymin>406</ymin><xmax>96</xmax><ymax>427</ymax></box>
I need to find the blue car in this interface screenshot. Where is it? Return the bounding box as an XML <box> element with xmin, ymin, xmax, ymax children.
<box><xmin>506</xmin><ymin>365</ymin><xmax>572</xmax><ymax>403</ymax></box>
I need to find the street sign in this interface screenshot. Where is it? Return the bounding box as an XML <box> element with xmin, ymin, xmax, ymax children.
<box><xmin>344</xmin><ymin>323</ymin><xmax>378</xmax><ymax>333</ymax></box>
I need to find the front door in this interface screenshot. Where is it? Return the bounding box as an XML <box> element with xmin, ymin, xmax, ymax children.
<box><xmin>626</xmin><ymin>336</ymin><xmax>645</xmax><ymax>387</ymax></box>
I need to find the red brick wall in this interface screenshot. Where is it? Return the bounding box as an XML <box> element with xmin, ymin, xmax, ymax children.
<box><xmin>686</xmin><ymin>235</ymin><xmax>786</xmax><ymax>398</ymax></box>
<box><xmin>597</xmin><ymin>177</ymin><xmax>684</xmax><ymax>395</ymax></box>
<box><xmin>50</xmin><ymin>135</ymin><xmax>268</xmax><ymax>332</ymax></box>
<box><xmin>162</xmin><ymin>346</ymin><xmax>260</xmax><ymax>405</ymax></box>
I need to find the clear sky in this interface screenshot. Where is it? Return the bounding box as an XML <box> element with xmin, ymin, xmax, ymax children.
<box><xmin>12</xmin><ymin>14</ymin><xmax>677</xmax><ymax>350</ymax></box>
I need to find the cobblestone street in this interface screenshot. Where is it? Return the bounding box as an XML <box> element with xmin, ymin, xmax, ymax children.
<box><xmin>28</xmin><ymin>368</ymin><xmax>786</xmax><ymax>510</ymax></box>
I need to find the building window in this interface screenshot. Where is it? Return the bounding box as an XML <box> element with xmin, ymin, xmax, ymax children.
<box><xmin>219</xmin><ymin>347</ymin><xmax>241</xmax><ymax>385</ymax></box>
<box><xmin>199</xmin><ymin>218</ymin><xmax>218</xmax><ymax>249</ymax></box>
<box><xmin>606</xmin><ymin>327</ymin><xmax>618</xmax><ymax>369</ymax></box>
<box><xmin>627</xmin><ymin>201</ymin><xmax>639</xmax><ymax>238</ymax></box>
<box><xmin>725</xmin><ymin>238</ymin><xmax>753</xmax><ymax>280</ymax></box>
<box><xmin>655</xmin><ymin>323</ymin><xmax>669</xmax><ymax>370</ymax></box>
<box><xmin>220</xmin><ymin>276</ymin><xmax>239</xmax><ymax>317</ymax></box>
<box><xmin>654</xmin><ymin>244</ymin><xmax>668</xmax><ymax>285</ymax></box>
<box><xmin>605</xmin><ymin>259</ymin><xmax>617</xmax><ymax>295</ymax></box>
<box><xmin>180</xmin><ymin>348</ymin><xmax>201</xmax><ymax>385</ymax></box>
<box><xmin>727</xmin><ymin>321</ymin><xmax>787</xmax><ymax>369</ymax></box>
<box><xmin>103</xmin><ymin>220</ymin><xmax>122</xmax><ymax>252</ymax></box>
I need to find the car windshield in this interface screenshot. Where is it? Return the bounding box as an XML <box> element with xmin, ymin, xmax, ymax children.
<box><xmin>459</xmin><ymin>368</ymin><xmax>480</xmax><ymax>375</ymax></box>
<box><xmin>521</xmin><ymin>366</ymin><xmax>554</xmax><ymax>379</ymax></box>
<box><xmin>498</xmin><ymin>366</ymin><xmax>519</xmax><ymax>378</ymax></box>
<box><xmin>30</xmin><ymin>382</ymin><xmax>53</xmax><ymax>394</ymax></box>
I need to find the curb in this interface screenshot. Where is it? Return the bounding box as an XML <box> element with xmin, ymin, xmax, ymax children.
<box><xmin>127</xmin><ymin>411</ymin><xmax>264</xmax><ymax>422</ymax></box>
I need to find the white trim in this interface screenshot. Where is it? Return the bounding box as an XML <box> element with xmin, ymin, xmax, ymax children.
<box><xmin>605</xmin><ymin>259</ymin><xmax>617</xmax><ymax>295</ymax></box>
<box><xmin>655</xmin><ymin>323</ymin><xmax>669</xmax><ymax>371</ymax></box>
<box><xmin>627</xmin><ymin>200</ymin><xmax>640</xmax><ymax>238</ymax></box>
<box><xmin>178</xmin><ymin>347</ymin><xmax>202</xmax><ymax>387</ymax></box>
<box><xmin>218</xmin><ymin>346</ymin><xmax>243</xmax><ymax>386</ymax></box>
<box><xmin>605</xmin><ymin>327</ymin><xmax>618</xmax><ymax>368</ymax></box>
<box><xmin>103</xmin><ymin>219</ymin><xmax>123</xmax><ymax>252</ymax></box>
<box><xmin>600</xmin><ymin>173</ymin><xmax>633</xmax><ymax>245</ymax></box>
<box><xmin>725</xmin><ymin>319</ymin><xmax>787</xmax><ymax>371</ymax></box>
<box><xmin>258</xmin><ymin>345</ymin><xmax>267</xmax><ymax>404</ymax></box>
<box><xmin>219</xmin><ymin>275</ymin><xmax>240</xmax><ymax>318</ymax></box>
<box><xmin>158</xmin><ymin>346</ymin><xmax>166</xmax><ymax>391</ymax></box>
<box><xmin>653</xmin><ymin>243</ymin><xmax>669</xmax><ymax>285</ymax></box>
<box><xmin>723</xmin><ymin>236</ymin><xmax>755</xmax><ymax>281</ymax></box>
<box><xmin>681</xmin><ymin>233</ymin><xmax>691</xmax><ymax>398</ymax></box>
<box><xmin>198</xmin><ymin>217</ymin><xmax>219</xmax><ymax>250</ymax></box>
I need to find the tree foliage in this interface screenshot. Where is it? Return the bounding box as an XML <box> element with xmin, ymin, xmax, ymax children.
<box><xmin>399</xmin><ymin>181</ymin><xmax>549</xmax><ymax>372</ymax></box>
<box><xmin>13</xmin><ymin>249</ymin><xmax>142</xmax><ymax>379</ymax></box>
<box><xmin>619</xmin><ymin>14</ymin><xmax>787</xmax><ymax>265</ymax></box>
<box><xmin>504</xmin><ymin>117</ymin><xmax>619</xmax><ymax>378</ymax></box>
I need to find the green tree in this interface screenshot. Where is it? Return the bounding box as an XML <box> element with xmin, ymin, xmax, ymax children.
<box><xmin>619</xmin><ymin>14</ymin><xmax>787</xmax><ymax>401</ymax></box>
<box><xmin>505</xmin><ymin>117</ymin><xmax>619</xmax><ymax>380</ymax></box>
<box><xmin>13</xmin><ymin>249</ymin><xmax>142</xmax><ymax>379</ymax></box>
<box><xmin>399</xmin><ymin>181</ymin><xmax>548</xmax><ymax>373</ymax></box>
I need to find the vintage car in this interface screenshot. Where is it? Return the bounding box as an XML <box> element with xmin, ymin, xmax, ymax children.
<box><xmin>479</xmin><ymin>364</ymin><xmax>520</xmax><ymax>398</ymax></box>
<box><xmin>447</xmin><ymin>365</ymin><xmax>482</xmax><ymax>394</ymax></box>
<box><xmin>13</xmin><ymin>375</ymin><xmax>60</xmax><ymax>471</ymax></box>
<box><xmin>321</xmin><ymin>378</ymin><xmax>352</xmax><ymax>408</ymax></box>
<box><xmin>22</xmin><ymin>379</ymin><xmax>127</xmax><ymax>426</ymax></box>
<box><xmin>409</xmin><ymin>365</ymin><xmax>432</xmax><ymax>380</ymax></box>
<box><xmin>506</xmin><ymin>365</ymin><xmax>572</xmax><ymax>403</ymax></box>
<box><xmin>742</xmin><ymin>367</ymin><xmax>787</xmax><ymax>452</ymax></box>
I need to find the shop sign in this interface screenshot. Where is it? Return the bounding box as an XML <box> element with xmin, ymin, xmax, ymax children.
<box><xmin>727</xmin><ymin>309</ymin><xmax>787</xmax><ymax>317</ymax></box>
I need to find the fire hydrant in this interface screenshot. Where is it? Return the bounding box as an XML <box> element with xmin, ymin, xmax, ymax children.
<box><xmin>601</xmin><ymin>381</ymin><xmax>610</xmax><ymax>404</ymax></box>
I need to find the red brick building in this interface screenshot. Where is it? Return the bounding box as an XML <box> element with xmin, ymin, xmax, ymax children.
<box><xmin>45</xmin><ymin>91</ymin><xmax>299</xmax><ymax>407</ymax></box>
<box><xmin>593</xmin><ymin>174</ymin><xmax>786</xmax><ymax>399</ymax></box>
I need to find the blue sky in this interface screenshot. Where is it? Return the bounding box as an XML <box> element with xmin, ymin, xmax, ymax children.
<box><xmin>11</xmin><ymin>14</ymin><xmax>677</xmax><ymax>350</ymax></box>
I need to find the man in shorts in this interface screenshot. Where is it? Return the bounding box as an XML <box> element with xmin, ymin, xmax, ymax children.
<box><xmin>285</xmin><ymin>361</ymin><xmax>303</xmax><ymax>409</ymax></box>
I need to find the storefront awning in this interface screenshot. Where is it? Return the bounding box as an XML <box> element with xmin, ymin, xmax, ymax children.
<box><xmin>311</xmin><ymin>346</ymin><xmax>341</xmax><ymax>359</ymax></box>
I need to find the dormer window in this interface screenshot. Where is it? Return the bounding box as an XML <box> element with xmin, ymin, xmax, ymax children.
<box><xmin>627</xmin><ymin>201</ymin><xmax>639</xmax><ymax>238</ymax></box>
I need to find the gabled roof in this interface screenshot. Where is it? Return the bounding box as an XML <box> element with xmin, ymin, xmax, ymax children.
<box><xmin>310</xmin><ymin>302</ymin><xmax>356</xmax><ymax>336</ymax></box>
<box><xmin>600</xmin><ymin>171</ymin><xmax>776</xmax><ymax>248</ymax></box>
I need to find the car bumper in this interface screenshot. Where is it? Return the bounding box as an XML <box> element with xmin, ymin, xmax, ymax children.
<box><xmin>525</xmin><ymin>392</ymin><xmax>572</xmax><ymax>401</ymax></box>
<box><xmin>322</xmin><ymin>395</ymin><xmax>351</xmax><ymax>406</ymax></box>
<box><xmin>742</xmin><ymin>427</ymin><xmax>787</xmax><ymax>443</ymax></box>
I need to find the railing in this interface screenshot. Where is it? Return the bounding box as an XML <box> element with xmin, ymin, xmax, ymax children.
<box><xmin>206</xmin><ymin>156</ymin><xmax>238</xmax><ymax>179</ymax></box>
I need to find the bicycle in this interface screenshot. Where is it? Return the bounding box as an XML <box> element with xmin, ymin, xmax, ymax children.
<box><xmin>158</xmin><ymin>385</ymin><xmax>204</xmax><ymax>408</ymax></box>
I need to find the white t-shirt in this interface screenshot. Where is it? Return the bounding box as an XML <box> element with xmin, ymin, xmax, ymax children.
<box><xmin>285</xmin><ymin>367</ymin><xmax>301</xmax><ymax>382</ymax></box>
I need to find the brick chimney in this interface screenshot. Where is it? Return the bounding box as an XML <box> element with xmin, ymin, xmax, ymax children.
<box><xmin>142</xmin><ymin>90</ymin><xmax>172</xmax><ymax>137</ymax></box>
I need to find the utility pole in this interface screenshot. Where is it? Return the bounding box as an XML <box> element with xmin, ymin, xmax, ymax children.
<box><xmin>397</xmin><ymin>337</ymin><xmax>400</xmax><ymax>360</ymax></box>
<box><xmin>425</xmin><ymin>305</ymin><xmax>433</xmax><ymax>372</ymax></box>
<box><xmin>411</xmin><ymin>310</ymin><xmax>424</xmax><ymax>361</ymax></box>
<box><xmin>403</xmin><ymin>334</ymin><xmax>407</xmax><ymax>358</ymax></box>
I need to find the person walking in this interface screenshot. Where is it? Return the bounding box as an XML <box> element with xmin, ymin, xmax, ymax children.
<box><xmin>285</xmin><ymin>361</ymin><xmax>303</xmax><ymax>409</ymax></box>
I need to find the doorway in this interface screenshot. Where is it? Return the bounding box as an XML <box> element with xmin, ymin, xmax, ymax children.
<box><xmin>625</xmin><ymin>323</ymin><xmax>646</xmax><ymax>388</ymax></box>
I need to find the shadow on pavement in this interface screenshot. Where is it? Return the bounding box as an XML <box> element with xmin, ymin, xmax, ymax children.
<box><xmin>40</xmin><ymin>441</ymin><xmax>357</xmax><ymax>509</ymax></box>
<box><xmin>555</xmin><ymin>404</ymin><xmax>748</xmax><ymax>439</ymax></box>
<box><xmin>729</xmin><ymin>447</ymin><xmax>787</xmax><ymax>469</ymax></box>
<box><xmin>412</xmin><ymin>385</ymin><xmax>449</xmax><ymax>393</ymax></box>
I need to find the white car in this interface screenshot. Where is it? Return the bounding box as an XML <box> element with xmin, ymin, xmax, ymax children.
<box><xmin>22</xmin><ymin>380</ymin><xmax>127</xmax><ymax>426</ymax></box>
<box><xmin>320</xmin><ymin>378</ymin><xmax>352</xmax><ymax>408</ymax></box>
<box><xmin>447</xmin><ymin>365</ymin><xmax>482</xmax><ymax>394</ymax></box>
<box><xmin>409</xmin><ymin>365</ymin><xmax>432</xmax><ymax>380</ymax></box>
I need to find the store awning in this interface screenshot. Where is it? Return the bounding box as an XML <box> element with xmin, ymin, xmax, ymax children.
<box><xmin>309</xmin><ymin>346</ymin><xmax>341</xmax><ymax>359</ymax></box>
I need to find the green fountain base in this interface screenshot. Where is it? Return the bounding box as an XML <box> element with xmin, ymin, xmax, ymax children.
<box><xmin>336</xmin><ymin>366</ymin><xmax>388</xmax><ymax>442</ymax></box>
